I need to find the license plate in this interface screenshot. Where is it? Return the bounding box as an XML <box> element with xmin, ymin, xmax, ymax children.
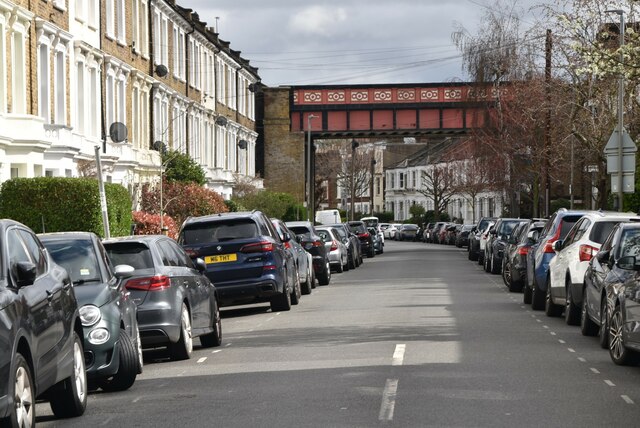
<box><xmin>205</xmin><ymin>254</ymin><xmax>237</xmax><ymax>264</ymax></box>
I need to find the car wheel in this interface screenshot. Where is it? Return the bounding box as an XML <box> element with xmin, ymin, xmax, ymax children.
<box><xmin>477</xmin><ymin>251</ymin><xmax>484</xmax><ymax>265</ymax></box>
<box><xmin>343</xmin><ymin>254</ymin><xmax>350</xmax><ymax>272</ymax></box>
<box><xmin>368</xmin><ymin>248</ymin><xmax>375</xmax><ymax>258</ymax></box>
<box><xmin>531</xmin><ymin>277</ymin><xmax>545</xmax><ymax>311</ymax></box>
<box><xmin>348</xmin><ymin>253</ymin><xmax>356</xmax><ymax>270</ymax></box>
<box><xmin>580</xmin><ymin>290</ymin><xmax>598</xmax><ymax>336</ymax></box>
<box><xmin>310</xmin><ymin>268</ymin><xmax>317</xmax><ymax>289</ymax></box>
<box><xmin>301</xmin><ymin>264</ymin><xmax>313</xmax><ymax>294</ymax></box>
<box><xmin>270</xmin><ymin>279</ymin><xmax>292</xmax><ymax>312</ymax></box>
<box><xmin>7</xmin><ymin>353</ymin><xmax>35</xmax><ymax>428</ymax></box>
<box><xmin>99</xmin><ymin>329</ymin><xmax>139</xmax><ymax>392</ymax></box>
<box><xmin>599</xmin><ymin>298</ymin><xmax>609</xmax><ymax>349</ymax></box>
<box><xmin>523</xmin><ymin>284</ymin><xmax>532</xmax><ymax>304</ymax></box>
<box><xmin>50</xmin><ymin>331</ymin><xmax>87</xmax><ymax>418</ymax></box>
<box><xmin>469</xmin><ymin>246</ymin><xmax>478</xmax><ymax>261</ymax></box>
<box><xmin>609</xmin><ymin>304</ymin><xmax>639</xmax><ymax>365</ymax></box>
<box><xmin>336</xmin><ymin>260</ymin><xmax>344</xmax><ymax>273</ymax></box>
<box><xmin>545</xmin><ymin>280</ymin><xmax>563</xmax><ymax>317</ymax></box>
<box><xmin>490</xmin><ymin>255</ymin><xmax>500</xmax><ymax>274</ymax></box>
<box><xmin>200</xmin><ymin>299</ymin><xmax>222</xmax><ymax>347</ymax></box>
<box><xmin>170</xmin><ymin>304</ymin><xmax>193</xmax><ymax>361</ymax></box>
<box><xmin>483</xmin><ymin>251</ymin><xmax>491</xmax><ymax>272</ymax></box>
<box><xmin>291</xmin><ymin>271</ymin><xmax>301</xmax><ymax>305</ymax></box>
<box><xmin>565</xmin><ymin>282</ymin><xmax>581</xmax><ymax>326</ymax></box>
<box><xmin>318</xmin><ymin>261</ymin><xmax>331</xmax><ymax>286</ymax></box>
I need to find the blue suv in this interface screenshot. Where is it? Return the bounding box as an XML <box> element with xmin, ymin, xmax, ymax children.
<box><xmin>525</xmin><ymin>208</ymin><xmax>587</xmax><ymax>310</ymax></box>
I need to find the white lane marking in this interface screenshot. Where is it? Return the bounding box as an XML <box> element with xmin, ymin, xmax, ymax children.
<box><xmin>197</xmin><ymin>357</ymin><xmax>207</xmax><ymax>363</ymax></box>
<box><xmin>212</xmin><ymin>350</ymin><xmax>221</xmax><ymax>354</ymax></box>
<box><xmin>590</xmin><ymin>368</ymin><xmax>600</xmax><ymax>374</ymax></box>
<box><xmin>276</xmin><ymin>313</ymin><xmax>281</xmax><ymax>316</ymax></box>
<box><xmin>567</xmin><ymin>348</ymin><xmax>576</xmax><ymax>353</ymax></box>
<box><xmin>378</xmin><ymin>379</ymin><xmax>399</xmax><ymax>421</ymax></box>
<box><xmin>248</xmin><ymin>329</ymin><xmax>254</xmax><ymax>332</ymax></box>
<box><xmin>558</xmin><ymin>339</ymin><xmax>566</xmax><ymax>344</ymax></box>
<box><xmin>521</xmin><ymin>306</ymin><xmax>526</xmax><ymax>309</ymax></box>
<box><xmin>578</xmin><ymin>357</ymin><xmax>587</xmax><ymax>363</ymax></box>
<box><xmin>132</xmin><ymin>396</ymin><xmax>142</xmax><ymax>403</ymax></box>
<box><xmin>266</xmin><ymin>317</ymin><xmax>275</xmax><ymax>322</ymax></box>
<box><xmin>536</xmin><ymin>319</ymin><xmax>542</xmax><ymax>323</ymax></box>
<box><xmin>621</xmin><ymin>395</ymin><xmax>635</xmax><ymax>404</ymax></box>
<box><xmin>550</xmin><ymin>332</ymin><xmax>557</xmax><ymax>336</ymax></box>
<box><xmin>392</xmin><ymin>344</ymin><xmax>406</xmax><ymax>366</ymax></box>
<box><xmin>100</xmin><ymin>417</ymin><xmax>114</xmax><ymax>426</ymax></box>
<box><xmin>225</xmin><ymin>343</ymin><xmax>232</xmax><ymax>347</ymax></box>
<box><xmin>543</xmin><ymin>325</ymin><xmax>549</xmax><ymax>329</ymax></box>
<box><xmin>605</xmin><ymin>380</ymin><xmax>616</xmax><ymax>387</ymax></box>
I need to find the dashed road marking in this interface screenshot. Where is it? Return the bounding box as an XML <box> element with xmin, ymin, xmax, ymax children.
<box><xmin>558</xmin><ymin>339</ymin><xmax>566</xmax><ymax>344</ymax></box>
<box><xmin>225</xmin><ymin>343</ymin><xmax>232</xmax><ymax>347</ymax></box>
<box><xmin>605</xmin><ymin>380</ymin><xmax>616</xmax><ymax>387</ymax></box>
<box><xmin>379</xmin><ymin>379</ymin><xmax>399</xmax><ymax>421</ymax></box>
<box><xmin>212</xmin><ymin>350</ymin><xmax>221</xmax><ymax>354</ymax></box>
<box><xmin>536</xmin><ymin>319</ymin><xmax>542</xmax><ymax>323</ymax></box>
<box><xmin>392</xmin><ymin>344</ymin><xmax>406</xmax><ymax>366</ymax></box>
<box><xmin>568</xmin><ymin>348</ymin><xmax>576</xmax><ymax>353</ymax></box>
<box><xmin>543</xmin><ymin>325</ymin><xmax>549</xmax><ymax>329</ymax></box>
<box><xmin>197</xmin><ymin>357</ymin><xmax>207</xmax><ymax>363</ymax></box>
<box><xmin>590</xmin><ymin>368</ymin><xmax>600</xmax><ymax>374</ymax></box>
<box><xmin>578</xmin><ymin>357</ymin><xmax>587</xmax><ymax>363</ymax></box>
<box><xmin>550</xmin><ymin>332</ymin><xmax>557</xmax><ymax>336</ymax></box>
<box><xmin>621</xmin><ymin>395</ymin><xmax>635</xmax><ymax>404</ymax></box>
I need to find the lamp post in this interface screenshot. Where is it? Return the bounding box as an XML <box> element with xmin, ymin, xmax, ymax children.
<box><xmin>350</xmin><ymin>139</ymin><xmax>359</xmax><ymax>221</ymax></box>
<box><xmin>370</xmin><ymin>157</ymin><xmax>377</xmax><ymax>214</ymax></box>
<box><xmin>306</xmin><ymin>114</ymin><xmax>318</xmax><ymax>222</ymax></box>
<box><xmin>606</xmin><ymin>9</ymin><xmax>625</xmax><ymax>211</ymax></box>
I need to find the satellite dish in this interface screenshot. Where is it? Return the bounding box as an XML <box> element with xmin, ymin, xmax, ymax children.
<box><xmin>109</xmin><ymin>122</ymin><xmax>128</xmax><ymax>143</ymax></box>
<box><xmin>215</xmin><ymin>116</ymin><xmax>228</xmax><ymax>127</ymax></box>
<box><xmin>152</xmin><ymin>140</ymin><xmax>167</xmax><ymax>153</ymax></box>
<box><xmin>155</xmin><ymin>64</ymin><xmax>168</xmax><ymax>78</ymax></box>
<box><xmin>238</xmin><ymin>140</ymin><xmax>248</xmax><ymax>150</ymax></box>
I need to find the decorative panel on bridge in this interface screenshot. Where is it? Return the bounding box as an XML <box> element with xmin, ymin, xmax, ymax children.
<box><xmin>289</xmin><ymin>83</ymin><xmax>503</xmax><ymax>137</ymax></box>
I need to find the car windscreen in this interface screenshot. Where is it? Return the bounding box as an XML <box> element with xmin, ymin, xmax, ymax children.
<box><xmin>182</xmin><ymin>219</ymin><xmax>259</xmax><ymax>244</ymax></box>
<box><xmin>362</xmin><ymin>219</ymin><xmax>378</xmax><ymax>228</ymax></box>
<box><xmin>559</xmin><ymin>216</ymin><xmax>582</xmax><ymax>239</ymax></box>
<box><xmin>619</xmin><ymin>229</ymin><xmax>640</xmax><ymax>258</ymax></box>
<box><xmin>348</xmin><ymin>224</ymin><xmax>366</xmax><ymax>233</ymax></box>
<box><xmin>497</xmin><ymin>221</ymin><xmax>520</xmax><ymax>237</ymax></box>
<box><xmin>287</xmin><ymin>226</ymin><xmax>311</xmax><ymax>236</ymax></box>
<box><xmin>589</xmin><ymin>221</ymin><xmax>620</xmax><ymax>244</ymax></box>
<box><xmin>104</xmin><ymin>242</ymin><xmax>154</xmax><ymax>270</ymax></box>
<box><xmin>43</xmin><ymin>239</ymin><xmax>102</xmax><ymax>285</ymax></box>
<box><xmin>316</xmin><ymin>229</ymin><xmax>332</xmax><ymax>242</ymax></box>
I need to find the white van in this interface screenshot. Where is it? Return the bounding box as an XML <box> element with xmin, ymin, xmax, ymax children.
<box><xmin>315</xmin><ymin>209</ymin><xmax>342</xmax><ymax>225</ymax></box>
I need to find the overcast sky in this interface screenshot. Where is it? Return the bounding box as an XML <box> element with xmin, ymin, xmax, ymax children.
<box><xmin>182</xmin><ymin>0</ymin><xmax>550</xmax><ymax>86</ymax></box>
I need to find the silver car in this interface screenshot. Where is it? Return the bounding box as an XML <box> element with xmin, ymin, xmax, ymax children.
<box><xmin>316</xmin><ymin>227</ymin><xmax>349</xmax><ymax>273</ymax></box>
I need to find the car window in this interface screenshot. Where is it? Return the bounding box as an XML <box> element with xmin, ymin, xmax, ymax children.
<box><xmin>333</xmin><ymin>227</ymin><xmax>346</xmax><ymax>239</ymax></box>
<box><xmin>43</xmin><ymin>239</ymin><xmax>101</xmax><ymax>284</ymax></box>
<box><xmin>158</xmin><ymin>240</ymin><xmax>181</xmax><ymax>266</ymax></box>
<box><xmin>619</xmin><ymin>229</ymin><xmax>640</xmax><ymax>259</ymax></box>
<box><xmin>559</xmin><ymin>216</ymin><xmax>582</xmax><ymax>239</ymax></box>
<box><xmin>167</xmin><ymin>240</ymin><xmax>194</xmax><ymax>268</ymax></box>
<box><xmin>600</xmin><ymin>227</ymin><xmax>617</xmax><ymax>254</ymax></box>
<box><xmin>18</xmin><ymin>230</ymin><xmax>46</xmax><ymax>276</ymax></box>
<box><xmin>104</xmin><ymin>242</ymin><xmax>154</xmax><ymax>269</ymax></box>
<box><xmin>316</xmin><ymin>230</ymin><xmax>331</xmax><ymax>242</ymax></box>
<box><xmin>287</xmin><ymin>226</ymin><xmax>310</xmax><ymax>235</ymax></box>
<box><xmin>562</xmin><ymin>220</ymin><xmax>582</xmax><ymax>246</ymax></box>
<box><xmin>7</xmin><ymin>229</ymin><xmax>32</xmax><ymax>266</ymax></box>
<box><xmin>590</xmin><ymin>221</ymin><xmax>620</xmax><ymax>245</ymax></box>
<box><xmin>182</xmin><ymin>219</ymin><xmax>259</xmax><ymax>244</ymax></box>
<box><xmin>541</xmin><ymin>213</ymin><xmax>557</xmax><ymax>238</ymax></box>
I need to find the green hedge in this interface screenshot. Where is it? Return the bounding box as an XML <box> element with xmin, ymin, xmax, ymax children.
<box><xmin>0</xmin><ymin>177</ymin><xmax>132</xmax><ymax>237</ymax></box>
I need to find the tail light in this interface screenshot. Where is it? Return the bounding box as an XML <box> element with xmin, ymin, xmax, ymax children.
<box><xmin>240</xmin><ymin>241</ymin><xmax>274</xmax><ymax>253</ymax></box>
<box><xmin>284</xmin><ymin>241</ymin><xmax>292</xmax><ymax>250</ymax></box>
<box><xmin>330</xmin><ymin>240</ymin><xmax>338</xmax><ymax>251</ymax></box>
<box><xmin>358</xmin><ymin>232</ymin><xmax>370</xmax><ymax>239</ymax></box>
<box><xmin>184</xmin><ymin>248</ymin><xmax>198</xmax><ymax>258</ymax></box>
<box><xmin>543</xmin><ymin>226</ymin><xmax>562</xmax><ymax>254</ymax></box>
<box><xmin>517</xmin><ymin>246</ymin><xmax>529</xmax><ymax>256</ymax></box>
<box><xmin>125</xmin><ymin>275</ymin><xmax>171</xmax><ymax>291</ymax></box>
<box><xmin>311</xmin><ymin>240</ymin><xmax>324</xmax><ymax>247</ymax></box>
<box><xmin>579</xmin><ymin>244</ymin><xmax>599</xmax><ymax>262</ymax></box>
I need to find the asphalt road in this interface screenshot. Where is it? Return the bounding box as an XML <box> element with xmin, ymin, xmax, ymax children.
<box><xmin>38</xmin><ymin>241</ymin><xmax>640</xmax><ymax>427</ymax></box>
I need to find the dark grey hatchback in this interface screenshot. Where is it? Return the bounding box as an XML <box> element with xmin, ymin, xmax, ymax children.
<box><xmin>103</xmin><ymin>235</ymin><xmax>221</xmax><ymax>361</ymax></box>
<box><xmin>39</xmin><ymin>232</ymin><xmax>143</xmax><ymax>391</ymax></box>
<box><xmin>0</xmin><ymin>220</ymin><xmax>87</xmax><ymax>426</ymax></box>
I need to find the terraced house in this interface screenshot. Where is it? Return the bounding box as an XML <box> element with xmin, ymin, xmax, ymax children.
<box><xmin>0</xmin><ymin>0</ymin><xmax>261</xmax><ymax>201</ymax></box>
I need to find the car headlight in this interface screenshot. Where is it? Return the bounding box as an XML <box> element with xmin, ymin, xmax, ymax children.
<box><xmin>88</xmin><ymin>328</ymin><xmax>110</xmax><ymax>345</ymax></box>
<box><xmin>79</xmin><ymin>305</ymin><xmax>102</xmax><ymax>327</ymax></box>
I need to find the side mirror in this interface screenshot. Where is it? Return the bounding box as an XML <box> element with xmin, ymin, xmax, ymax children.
<box><xmin>114</xmin><ymin>264</ymin><xmax>135</xmax><ymax>279</ymax></box>
<box><xmin>596</xmin><ymin>250</ymin><xmax>610</xmax><ymax>264</ymax></box>
<box><xmin>195</xmin><ymin>258</ymin><xmax>207</xmax><ymax>273</ymax></box>
<box><xmin>14</xmin><ymin>261</ymin><xmax>36</xmax><ymax>288</ymax></box>
<box><xmin>527</xmin><ymin>230</ymin><xmax>539</xmax><ymax>242</ymax></box>
<box><xmin>552</xmin><ymin>240</ymin><xmax>563</xmax><ymax>252</ymax></box>
<box><xmin>616</xmin><ymin>256</ymin><xmax>639</xmax><ymax>271</ymax></box>
<box><xmin>281</xmin><ymin>232</ymin><xmax>291</xmax><ymax>242</ymax></box>
<box><xmin>295</xmin><ymin>235</ymin><xmax>302</xmax><ymax>244</ymax></box>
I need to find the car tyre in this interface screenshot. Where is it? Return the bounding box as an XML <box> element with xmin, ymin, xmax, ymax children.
<box><xmin>483</xmin><ymin>251</ymin><xmax>491</xmax><ymax>273</ymax></box>
<box><xmin>609</xmin><ymin>304</ymin><xmax>640</xmax><ymax>366</ymax></box>
<box><xmin>490</xmin><ymin>255</ymin><xmax>500</xmax><ymax>274</ymax></box>
<box><xmin>170</xmin><ymin>304</ymin><xmax>193</xmax><ymax>361</ymax></box>
<box><xmin>318</xmin><ymin>261</ymin><xmax>331</xmax><ymax>286</ymax></box>
<box><xmin>545</xmin><ymin>281</ymin><xmax>563</xmax><ymax>317</ymax></box>
<box><xmin>599</xmin><ymin>298</ymin><xmax>609</xmax><ymax>349</ymax></box>
<box><xmin>49</xmin><ymin>332</ymin><xmax>87</xmax><ymax>418</ymax></box>
<box><xmin>347</xmin><ymin>252</ymin><xmax>356</xmax><ymax>270</ymax></box>
<box><xmin>523</xmin><ymin>284</ymin><xmax>532</xmax><ymax>304</ymax></box>
<box><xmin>301</xmin><ymin>264</ymin><xmax>313</xmax><ymax>294</ymax></box>
<box><xmin>99</xmin><ymin>329</ymin><xmax>139</xmax><ymax>392</ymax></box>
<box><xmin>291</xmin><ymin>271</ymin><xmax>301</xmax><ymax>305</ymax></box>
<box><xmin>200</xmin><ymin>299</ymin><xmax>222</xmax><ymax>348</ymax></box>
<box><xmin>565</xmin><ymin>282</ymin><xmax>581</xmax><ymax>326</ymax></box>
<box><xmin>6</xmin><ymin>353</ymin><xmax>35</xmax><ymax>428</ymax></box>
<box><xmin>531</xmin><ymin>277</ymin><xmax>545</xmax><ymax>311</ymax></box>
<box><xmin>336</xmin><ymin>260</ymin><xmax>344</xmax><ymax>273</ymax></box>
<box><xmin>271</xmin><ymin>282</ymin><xmax>292</xmax><ymax>312</ymax></box>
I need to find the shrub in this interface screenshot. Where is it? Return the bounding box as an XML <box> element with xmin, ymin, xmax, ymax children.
<box><xmin>235</xmin><ymin>190</ymin><xmax>299</xmax><ymax>220</ymax></box>
<box><xmin>0</xmin><ymin>177</ymin><xmax>132</xmax><ymax>237</ymax></box>
<box><xmin>132</xmin><ymin>211</ymin><xmax>178</xmax><ymax>239</ymax></box>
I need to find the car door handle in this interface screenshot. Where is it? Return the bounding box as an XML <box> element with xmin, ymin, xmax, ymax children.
<box><xmin>46</xmin><ymin>290</ymin><xmax>54</xmax><ymax>302</ymax></box>
<box><xmin>183</xmin><ymin>281</ymin><xmax>190</xmax><ymax>287</ymax></box>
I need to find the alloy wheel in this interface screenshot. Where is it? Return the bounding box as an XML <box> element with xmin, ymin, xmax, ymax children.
<box><xmin>610</xmin><ymin>308</ymin><xmax>625</xmax><ymax>361</ymax></box>
<box><xmin>182</xmin><ymin>307</ymin><xmax>193</xmax><ymax>355</ymax></box>
<box><xmin>73</xmin><ymin>338</ymin><xmax>87</xmax><ymax>404</ymax></box>
<box><xmin>14</xmin><ymin>364</ymin><xmax>34</xmax><ymax>428</ymax></box>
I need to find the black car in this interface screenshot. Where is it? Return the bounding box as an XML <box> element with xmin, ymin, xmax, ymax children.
<box><xmin>40</xmin><ymin>232</ymin><xmax>143</xmax><ymax>391</ymax></box>
<box><xmin>582</xmin><ymin>222</ymin><xmax>640</xmax><ymax>362</ymax></box>
<box><xmin>347</xmin><ymin>221</ymin><xmax>375</xmax><ymax>257</ymax></box>
<box><xmin>501</xmin><ymin>220</ymin><xmax>546</xmax><ymax>292</ymax></box>
<box><xmin>104</xmin><ymin>235</ymin><xmax>221</xmax><ymax>360</ymax></box>
<box><xmin>287</xmin><ymin>221</ymin><xmax>333</xmax><ymax>284</ymax></box>
<box><xmin>483</xmin><ymin>218</ymin><xmax>523</xmax><ymax>274</ymax></box>
<box><xmin>0</xmin><ymin>220</ymin><xmax>87</xmax><ymax>425</ymax></box>
<box><xmin>455</xmin><ymin>225</ymin><xmax>474</xmax><ymax>248</ymax></box>
<box><xmin>468</xmin><ymin>217</ymin><xmax>497</xmax><ymax>261</ymax></box>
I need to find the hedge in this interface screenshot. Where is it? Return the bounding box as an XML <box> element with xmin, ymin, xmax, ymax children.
<box><xmin>0</xmin><ymin>177</ymin><xmax>132</xmax><ymax>237</ymax></box>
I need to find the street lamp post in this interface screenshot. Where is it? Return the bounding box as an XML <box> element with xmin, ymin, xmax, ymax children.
<box><xmin>306</xmin><ymin>114</ymin><xmax>318</xmax><ymax>222</ymax></box>
<box><xmin>370</xmin><ymin>157</ymin><xmax>377</xmax><ymax>214</ymax></box>
<box><xmin>350</xmin><ymin>139</ymin><xmax>359</xmax><ymax>221</ymax></box>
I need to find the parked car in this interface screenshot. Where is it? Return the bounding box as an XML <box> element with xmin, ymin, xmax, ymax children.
<box><xmin>484</xmin><ymin>218</ymin><xmax>524</xmax><ymax>274</ymax></box>
<box><xmin>525</xmin><ymin>208</ymin><xmax>588</xmax><ymax>310</ymax></box>
<box><xmin>326</xmin><ymin>223</ymin><xmax>361</xmax><ymax>269</ymax></box>
<box><xmin>40</xmin><ymin>232</ymin><xmax>143</xmax><ymax>392</ymax></box>
<box><xmin>468</xmin><ymin>217</ymin><xmax>497</xmax><ymax>261</ymax></box>
<box><xmin>477</xmin><ymin>222</ymin><xmax>496</xmax><ymax>266</ymax></box>
<box><xmin>385</xmin><ymin>224</ymin><xmax>401</xmax><ymax>240</ymax></box>
<box><xmin>369</xmin><ymin>227</ymin><xmax>384</xmax><ymax>253</ymax></box>
<box><xmin>396</xmin><ymin>224</ymin><xmax>419</xmax><ymax>241</ymax></box>
<box><xmin>286</xmin><ymin>221</ymin><xmax>333</xmax><ymax>285</ymax></box>
<box><xmin>547</xmin><ymin>212</ymin><xmax>640</xmax><ymax>321</ymax></box>
<box><xmin>347</xmin><ymin>221</ymin><xmax>375</xmax><ymax>258</ymax></box>
<box><xmin>316</xmin><ymin>226</ymin><xmax>349</xmax><ymax>273</ymax></box>
<box><xmin>455</xmin><ymin>224</ymin><xmax>474</xmax><ymax>248</ymax></box>
<box><xmin>582</xmin><ymin>222</ymin><xmax>640</xmax><ymax>360</ymax></box>
<box><xmin>272</xmin><ymin>219</ymin><xmax>314</xmax><ymax>295</ymax></box>
<box><xmin>0</xmin><ymin>220</ymin><xmax>87</xmax><ymax>425</ymax></box>
<box><xmin>502</xmin><ymin>220</ymin><xmax>547</xmax><ymax>293</ymax></box>
<box><xmin>444</xmin><ymin>224</ymin><xmax>461</xmax><ymax>245</ymax></box>
<box><xmin>362</xmin><ymin>216</ymin><xmax>385</xmax><ymax>245</ymax></box>
<box><xmin>104</xmin><ymin>235</ymin><xmax>222</xmax><ymax>360</ymax></box>
<box><xmin>422</xmin><ymin>223</ymin><xmax>435</xmax><ymax>242</ymax></box>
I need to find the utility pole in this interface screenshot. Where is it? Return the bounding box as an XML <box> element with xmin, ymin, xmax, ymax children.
<box><xmin>350</xmin><ymin>139</ymin><xmax>359</xmax><ymax>221</ymax></box>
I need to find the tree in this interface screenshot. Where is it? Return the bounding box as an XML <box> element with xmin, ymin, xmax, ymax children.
<box><xmin>418</xmin><ymin>161</ymin><xmax>458</xmax><ymax>220</ymax></box>
<box><xmin>162</xmin><ymin>149</ymin><xmax>206</xmax><ymax>185</ymax></box>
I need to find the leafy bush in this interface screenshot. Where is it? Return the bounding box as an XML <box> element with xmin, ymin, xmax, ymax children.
<box><xmin>162</xmin><ymin>149</ymin><xmax>206</xmax><ymax>185</ymax></box>
<box><xmin>234</xmin><ymin>190</ymin><xmax>300</xmax><ymax>220</ymax></box>
<box><xmin>132</xmin><ymin>211</ymin><xmax>178</xmax><ymax>239</ymax></box>
<box><xmin>0</xmin><ymin>177</ymin><xmax>132</xmax><ymax>237</ymax></box>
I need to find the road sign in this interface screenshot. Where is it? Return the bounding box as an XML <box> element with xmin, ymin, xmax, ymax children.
<box><xmin>604</xmin><ymin>129</ymin><xmax>636</xmax><ymax>174</ymax></box>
